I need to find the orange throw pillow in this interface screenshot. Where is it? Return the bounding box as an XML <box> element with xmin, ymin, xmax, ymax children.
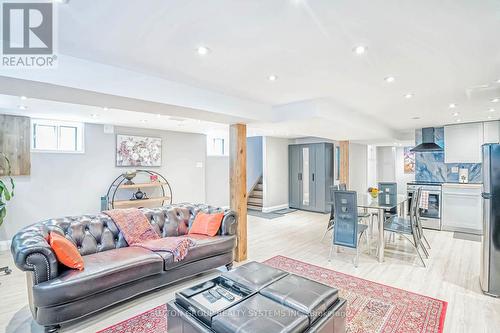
<box><xmin>48</xmin><ymin>232</ymin><xmax>84</xmax><ymax>270</ymax></box>
<box><xmin>188</xmin><ymin>212</ymin><xmax>224</xmax><ymax>237</ymax></box>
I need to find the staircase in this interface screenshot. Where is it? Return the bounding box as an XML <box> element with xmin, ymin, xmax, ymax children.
<box><xmin>247</xmin><ymin>176</ymin><xmax>263</xmax><ymax>211</ymax></box>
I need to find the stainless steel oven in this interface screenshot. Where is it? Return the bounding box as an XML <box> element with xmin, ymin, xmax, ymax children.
<box><xmin>407</xmin><ymin>183</ymin><xmax>442</xmax><ymax>230</ymax></box>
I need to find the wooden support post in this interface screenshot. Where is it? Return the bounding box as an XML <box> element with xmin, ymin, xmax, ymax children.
<box><xmin>229</xmin><ymin>124</ymin><xmax>247</xmax><ymax>262</ymax></box>
<box><xmin>339</xmin><ymin>141</ymin><xmax>349</xmax><ymax>187</ymax></box>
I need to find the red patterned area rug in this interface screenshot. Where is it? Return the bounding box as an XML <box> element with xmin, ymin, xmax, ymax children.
<box><xmin>97</xmin><ymin>255</ymin><xmax>447</xmax><ymax>333</ymax></box>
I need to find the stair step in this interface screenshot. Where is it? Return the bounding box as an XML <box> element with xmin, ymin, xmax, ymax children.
<box><xmin>250</xmin><ymin>192</ymin><xmax>263</xmax><ymax>199</ymax></box>
<box><xmin>247</xmin><ymin>204</ymin><xmax>262</xmax><ymax>211</ymax></box>
<box><xmin>248</xmin><ymin>197</ymin><xmax>263</xmax><ymax>205</ymax></box>
<box><xmin>255</xmin><ymin>184</ymin><xmax>263</xmax><ymax>190</ymax></box>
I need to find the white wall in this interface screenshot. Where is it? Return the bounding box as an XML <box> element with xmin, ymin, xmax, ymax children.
<box><xmin>262</xmin><ymin>136</ymin><xmax>289</xmax><ymax>212</ymax></box>
<box><xmin>205</xmin><ymin>156</ymin><xmax>229</xmax><ymax>207</ymax></box>
<box><xmin>246</xmin><ymin>136</ymin><xmax>263</xmax><ymax>192</ymax></box>
<box><xmin>0</xmin><ymin>123</ymin><xmax>207</xmax><ymax>242</ymax></box>
<box><xmin>349</xmin><ymin>143</ymin><xmax>368</xmax><ymax>194</ymax></box>
<box><xmin>367</xmin><ymin>145</ymin><xmax>377</xmax><ymax>188</ymax></box>
<box><xmin>376</xmin><ymin>146</ymin><xmax>396</xmax><ymax>183</ymax></box>
<box><xmin>375</xmin><ymin>146</ymin><xmax>412</xmax><ymax>194</ymax></box>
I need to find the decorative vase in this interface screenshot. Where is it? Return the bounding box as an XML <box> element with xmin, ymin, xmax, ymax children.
<box><xmin>134</xmin><ymin>189</ymin><xmax>147</xmax><ymax>200</ymax></box>
<box><xmin>123</xmin><ymin>170</ymin><xmax>137</xmax><ymax>185</ymax></box>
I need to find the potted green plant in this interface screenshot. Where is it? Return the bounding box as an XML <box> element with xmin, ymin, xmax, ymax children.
<box><xmin>0</xmin><ymin>152</ymin><xmax>15</xmax><ymax>226</ymax></box>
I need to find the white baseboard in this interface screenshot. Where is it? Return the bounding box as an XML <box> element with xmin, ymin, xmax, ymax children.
<box><xmin>262</xmin><ymin>204</ymin><xmax>289</xmax><ymax>213</ymax></box>
<box><xmin>0</xmin><ymin>240</ymin><xmax>11</xmax><ymax>252</ymax></box>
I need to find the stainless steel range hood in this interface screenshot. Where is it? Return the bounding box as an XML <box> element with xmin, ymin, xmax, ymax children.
<box><xmin>410</xmin><ymin>127</ymin><xmax>443</xmax><ymax>152</ymax></box>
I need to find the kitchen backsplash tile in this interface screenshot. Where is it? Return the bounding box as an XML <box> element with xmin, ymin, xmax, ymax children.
<box><xmin>415</xmin><ymin>127</ymin><xmax>482</xmax><ymax>183</ymax></box>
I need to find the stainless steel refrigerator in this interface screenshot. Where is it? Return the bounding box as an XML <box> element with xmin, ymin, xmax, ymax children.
<box><xmin>480</xmin><ymin>143</ymin><xmax>500</xmax><ymax>297</ymax></box>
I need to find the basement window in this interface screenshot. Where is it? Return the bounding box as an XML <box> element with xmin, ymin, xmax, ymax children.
<box><xmin>31</xmin><ymin>119</ymin><xmax>84</xmax><ymax>153</ymax></box>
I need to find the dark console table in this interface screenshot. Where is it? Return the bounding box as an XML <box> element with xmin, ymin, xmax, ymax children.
<box><xmin>167</xmin><ymin>262</ymin><xmax>347</xmax><ymax>333</ymax></box>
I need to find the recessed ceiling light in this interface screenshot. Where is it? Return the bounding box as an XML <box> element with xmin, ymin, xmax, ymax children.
<box><xmin>197</xmin><ymin>46</ymin><xmax>210</xmax><ymax>55</ymax></box>
<box><xmin>488</xmin><ymin>108</ymin><xmax>496</xmax><ymax>113</ymax></box>
<box><xmin>156</xmin><ymin>114</ymin><xmax>161</xmax><ymax>118</ymax></box>
<box><xmin>497</xmin><ymin>79</ymin><xmax>500</xmax><ymax>83</ymax></box>
<box><xmin>140</xmin><ymin>119</ymin><xmax>148</xmax><ymax>123</ymax></box>
<box><xmin>452</xmin><ymin>112</ymin><xmax>459</xmax><ymax>117</ymax></box>
<box><xmin>404</xmin><ymin>93</ymin><xmax>413</xmax><ymax>99</ymax></box>
<box><xmin>384</xmin><ymin>76</ymin><xmax>395</xmax><ymax>83</ymax></box>
<box><xmin>268</xmin><ymin>75</ymin><xmax>278</xmax><ymax>81</ymax></box>
<box><xmin>488</xmin><ymin>115</ymin><xmax>494</xmax><ymax>119</ymax></box>
<box><xmin>449</xmin><ymin>103</ymin><xmax>457</xmax><ymax>109</ymax></box>
<box><xmin>18</xmin><ymin>105</ymin><xmax>27</xmax><ymax>110</ymax></box>
<box><xmin>103</xmin><ymin>107</ymin><xmax>109</xmax><ymax>111</ymax></box>
<box><xmin>492</xmin><ymin>98</ymin><xmax>499</xmax><ymax>103</ymax></box>
<box><xmin>90</xmin><ymin>114</ymin><xmax>99</xmax><ymax>118</ymax></box>
<box><xmin>456</xmin><ymin>118</ymin><xmax>461</xmax><ymax>122</ymax></box>
<box><xmin>353</xmin><ymin>45</ymin><xmax>366</xmax><ymax>55</ymax></box>
<box><xmin>20</xmin><ymin>95</ymin><xmax>27</xmax><ymax>100</ymax></box>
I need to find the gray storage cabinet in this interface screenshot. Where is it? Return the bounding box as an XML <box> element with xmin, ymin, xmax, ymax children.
<box><xmin>289</xmin><ymin>143</ymin><xmax>334</xmax><ymax>213</ymax></box>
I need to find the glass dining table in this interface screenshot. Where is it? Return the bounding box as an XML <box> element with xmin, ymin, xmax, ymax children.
<box><xmin>356</xmin><ymin>193</ymin><xmax>409</xmax><ymax>262</ymax></box>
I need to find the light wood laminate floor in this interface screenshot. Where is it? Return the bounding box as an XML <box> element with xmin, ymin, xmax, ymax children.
<box><xmin>0</xmin><ymin>210</ymin><xmax>499</xmax><ymax>333</ymax></box>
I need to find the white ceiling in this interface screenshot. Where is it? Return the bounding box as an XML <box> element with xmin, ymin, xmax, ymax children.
<box><xmin>1</xmin><ymin>0</ymin><xmax>500</xmax><ymax>142</ymax></box>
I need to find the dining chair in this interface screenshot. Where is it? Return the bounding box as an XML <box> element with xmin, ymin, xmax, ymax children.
<box><xmin>322</xmin><ymin>185</ymin><xmax>371</xmax><ymax>242</ymax></box>
<box><xmin>339</xmin><ymin>183</ymin><xmax>347</xmax><ymax>191</ymax></box>
<box><xmin>378</xmin><ymin>182</ymin><xmax>398</xmax><ymax>220</ymax></box>
<box><xmin>381</xmin><ymin>187</ymin><xmax>428</xmax><ymax>267</ymax></box>
<box><xmin>321</xmin><ymin>185</ymin><xmax>339</xmax><ymax>242</ymax></box>
<box><xmin>416</xmin><ymin>194</ymin><xmax>432</xmax><ymax>250</ymax></box>
<box><xmin>329</xmin><ymin>190</ymin><xmax>370</xmax><ymax>267</ymax></box>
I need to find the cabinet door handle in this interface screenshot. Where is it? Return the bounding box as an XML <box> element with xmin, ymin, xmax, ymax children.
<box><xmin>298</xmin><ymin>173</ymin><xmax>302</xmax><ymax>181</ymax></box>
<box><xmin>312</xmin><ymin>173</ymin><xmax>315</xmax><ymax>181</ymax></box>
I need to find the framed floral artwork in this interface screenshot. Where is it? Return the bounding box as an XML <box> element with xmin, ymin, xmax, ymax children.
<box><xmin>404</xmin><ymin>146</ymin><xmax>415</xmax><ymax>174</ymax></box>
<box><xmin>116</xmin><ymin>135</ymin><xmax>162</xmax><ymax>167</ymax></box>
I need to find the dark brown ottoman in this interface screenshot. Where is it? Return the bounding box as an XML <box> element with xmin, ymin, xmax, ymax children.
<box><xmin>260</xmin><ymin>274</ymin><xmax>340</xmax><ymax>325</ymax></box>
<box><xmin>221</xmin><ymin>261</ymin><xmax>288</xmax><ymax>291</ymax></box>
<box><xmin>167</xmin><ymin>262</ymin><xmax>347</xmax><ymax>333</ymax></box>
<box><xmin>212</xmin><ymin>294</ymin><xmax>309</xmax><ymax>333</ymax></box>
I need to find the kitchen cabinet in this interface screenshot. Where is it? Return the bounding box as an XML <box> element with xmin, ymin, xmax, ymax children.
<box><xmin>483</xmin><ymin>121</ymin><xmax>500</xmax><ymax>144</ymax></box>
<box><xmin>289</xmin><ymin>143</ymin><xmax>333</xmax><ymax>213</ymax></box>
<box><xmin>444</xmin><ymin>123</ymin><xmax>484</xmax><ymax>163</ymax></box>
<box><xmin>441</xmin><ymin>183</ymin><xmax>483</xmax><ymax>234</ymax></box>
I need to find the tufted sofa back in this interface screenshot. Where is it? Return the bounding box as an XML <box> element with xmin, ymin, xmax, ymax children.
<box><xmin>28</xmin><ymin>203</ymin><xmax>229</xmax><ymax>256</ymax></box>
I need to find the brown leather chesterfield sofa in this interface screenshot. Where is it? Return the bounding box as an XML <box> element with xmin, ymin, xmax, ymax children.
<box><xmin>10</xmin><ymin>203</ymin><xmax>237</xmax><ymax>333</ymax></box>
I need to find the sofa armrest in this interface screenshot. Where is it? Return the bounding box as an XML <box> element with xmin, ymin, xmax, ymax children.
<box><xmin>220</xmin><ymin>211</ymin><xmax>237</xmax><ymax>236</ymax></box>
<box><xmin>10</xmin><ymin>224</ymin><xmax>59</xmax><ymax>284</ymax></box>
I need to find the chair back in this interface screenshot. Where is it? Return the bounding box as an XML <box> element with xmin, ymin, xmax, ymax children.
<box><xmin>339</xmin><ymin>183</ymin><xmax>347</xmax><ymax>191</ymax></box>
<box><xmin>378</xmin><ymin>182</ymin><xmax>397</xmax><ymax>214</ymax></box>
<box><xmin>413</xmin><ymin>187</ymin><xmax>425</xmax><ymax>238</ymax></box>
<box><xmin>409</xmin><ymin>187</ymin><xmax>422</xmax><ymax>241</ymax></box>
<box><xmin>332</xmin><ymin>190</ymin><xmax>358</xmax><ymax>249</ymax></box>
<box><xmin>329</xmin><ymin>185</ymin><xmax>340</xmax><ymax>221</ymax></box>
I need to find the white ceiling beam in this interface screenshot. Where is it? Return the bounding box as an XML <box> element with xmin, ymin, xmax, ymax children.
<box><xmin>0</xmin><ymin>54</ymin><xmax>273</xmax><ymax>123</ymax></box>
